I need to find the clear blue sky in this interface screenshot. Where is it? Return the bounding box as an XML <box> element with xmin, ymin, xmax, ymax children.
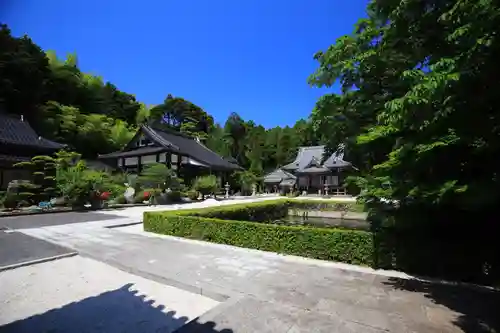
<box><xmin>2</xmin><ymin>0</ymin><xmax>367</xmax><ymax>128</ymax></box>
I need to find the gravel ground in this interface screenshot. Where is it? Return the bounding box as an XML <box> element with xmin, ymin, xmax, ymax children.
<box><xmin>0</xmin><ymin>256</ymin><xmax>219</xmax><ymax>333</ymax></box>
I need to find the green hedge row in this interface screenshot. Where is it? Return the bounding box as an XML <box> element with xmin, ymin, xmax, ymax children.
<box><xmin>183</xmin><ymin>199</ymin><xmax>289</xmax><ymax>222</ymax></box>
<box><xmin>289</xmin><ymin>199</ymin><xmax>365</xmax><ymax>213</ymax></box>
<box><xmin>144</xmin><ymin>199</ymin><xmax>373</xmax><ymax>266</ymax></box>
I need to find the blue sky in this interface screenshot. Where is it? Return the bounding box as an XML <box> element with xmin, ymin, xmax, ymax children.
<box><xmin>2</xmin><ymin>0</ymin><xmax>368</xmax><ymax>128</ymax></box>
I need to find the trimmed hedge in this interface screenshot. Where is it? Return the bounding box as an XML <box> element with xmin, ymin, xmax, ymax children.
<box><xmin>184</xmin><ymin>199</ymin><xmax>289</xmax><ymax>222</ymax></box>
<box><xmin>290</xmin><ymin>199</ymin><xmax>365</xmax><ymax>213</ymax></box>
<box><xmin>144</xmin><ymin>199</ymin><xmax>373</xmax><ymax>266</ymax></box>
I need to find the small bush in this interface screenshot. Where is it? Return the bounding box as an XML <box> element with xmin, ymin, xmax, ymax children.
<box><xmin>193</xmin><ymin>175</ymin><xmax>218</xmax><ymax>199</ymax></box>
<box><xmin>186</xmin><ymin>190</ymin><xmax>199</xmax><ymax>200</ymax></box>
<box><xmin>166</xmin><ymin>190</ymin><xmax>182</xmax><ymax>203</ymax></box>
<box><xmin>2</xmin><ymin>193</ymin><xmax>19</xmax><ymax>209</ymax></box>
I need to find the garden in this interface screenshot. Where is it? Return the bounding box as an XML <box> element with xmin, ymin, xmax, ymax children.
<box><xmin>0</xmin><ymin>150</ymin><xmax>225</xmax><ymax>216</ymax></box>
<box><xmin>144</xmin><ymin>199</ymin><xmax>373</xmax><ymax>266</ymax></box>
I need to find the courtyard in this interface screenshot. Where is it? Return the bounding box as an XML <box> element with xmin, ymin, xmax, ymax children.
<box><xmin>1</xmin><ymin>198</ymin><xmax>498</xmax><ymax>333</ymax></box>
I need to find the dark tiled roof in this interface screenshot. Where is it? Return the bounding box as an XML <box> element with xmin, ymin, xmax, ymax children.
<box><xmin>263</xmin><ymin>168</ymin><xmax>296</xmax><ymax>183</ymax></box>
<box><xmin>99</xmin><ymin>126</ymin><xmax>242</xmax><ymax>171</ymax></box>
<box><xmin>99</xmin><ymin>146</ymin><xmax>168</xmax><ymax>159</ymax></box>
<box><xmin>0</xmin><ymin>154</ymin><xmax>30</xmax><ymax>162</ymax></box>
<box><xmin>146</xmin><ymin>125</ymin><xmax>241</xmax><ymax>171</ymax></box>
<box><xmin>223</xmin><ymin>156</ymin><xmax>238</xmax><ymax>165</ymax></box>
<box><xmin>0</xmin><ymin>113</ymin><xmax>65</xmax><ymax>150</ymax></box>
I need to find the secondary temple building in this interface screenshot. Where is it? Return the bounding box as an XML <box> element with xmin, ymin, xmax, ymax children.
<box><xmin>98</xmin><ymin>124</ymin><xmax>241</xmax><ymax>184</ymax></box>
<box><xmin>0</xmin><ymin>112</ymin><xmax>66</xmax><ymax>189</ymax></box>
<box><xmin>263</xmin><ymin>145</ymin><xmax>352</xmax><ymax>195</ymax></box>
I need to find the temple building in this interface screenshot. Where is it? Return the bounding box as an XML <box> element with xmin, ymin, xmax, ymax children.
<box><xmin>98</xmin><ymin>124</ymin><xmax>241</xmax><ymax>185</ymax></box>
<box><xmin>263</xmin><ymin>145</ymin><xmax>352</xmax><ymax>195</ymax></box>
<box><xmin>0</xmin><ymin>112</ymin><xmax>66</xmax><ymax>189</ymax></box>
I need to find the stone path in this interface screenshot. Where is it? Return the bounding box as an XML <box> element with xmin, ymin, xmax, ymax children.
<box><xmin>19</xmin><ymin>214</ymin><xmax>500</xmax><ymax>333</ymax></box>
<box><xmin>0</xmin><ymin>256</ymin><xmax>219</xmax><ymax>333</ymax></box>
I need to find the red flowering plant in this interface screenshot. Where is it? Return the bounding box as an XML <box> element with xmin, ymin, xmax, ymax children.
<box><xmin>143</xmin><ymin>191</ymin><xmax>151</xmax><ymax>199</ymax></box>
<box><xmin>99</xmin><ymin>191</ymin><xmax>111</xmax><ymax>200</ymax></box>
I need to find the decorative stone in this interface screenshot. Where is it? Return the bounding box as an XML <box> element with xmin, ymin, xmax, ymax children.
<box><xmin>123</xmin><ymin>183</ymin><xmax>136</xmax><ymax>204</ymax></box>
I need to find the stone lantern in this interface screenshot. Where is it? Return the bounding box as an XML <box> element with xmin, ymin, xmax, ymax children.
<box><xmin>324</xmin><ymin>184</ymin><xmax>329</xmax><ymax>196</ymax></box>
<box><xmin>224</xmin><ymin>182</ymin><xmax>230</xmax><ymax>199</ymax></box>
<box><xmin>251</xmin><ymin>184</ymin><xmax>257</xmax><ymax>196</ymax></box>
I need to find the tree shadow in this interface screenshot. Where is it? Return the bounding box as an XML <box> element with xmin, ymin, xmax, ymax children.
<box><xmin>369</xmin><ymin>204</ymin><xmax>500</xmax><ymax>285</ymax></box>
<box><xmin>0</xmin><ymin>283</ymin><xmax>233</xmax><ymax>333</ymax></box>
<box><xmin>381</xmin><ymin>277</ymin><xmax>500</xmax><ymax>333</ymax></box>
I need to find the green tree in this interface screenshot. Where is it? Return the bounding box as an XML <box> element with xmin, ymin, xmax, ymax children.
<box><xmin>138</xmin><ymin>163</ymin><xmax>182</xmax><ymax>190</ymax></box>
<box><xmin>0</xmin><ymin>24</ymin><xmax>50</xmax><ymax>122</ymax></box>
<box><xmin>14</xmin><ymin>155</ymin><xmax>58</xmax><ymax>203</ymax></box>
<box><xmin>193</xmin><ymin>175</ymin><xmax>219</xmax><ymax>200</ymax></box>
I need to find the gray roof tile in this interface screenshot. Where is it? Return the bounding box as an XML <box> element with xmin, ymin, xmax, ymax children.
<box><xmin>263</xmin><ymin>168</ymin><xmax>296</xmax><ymax>183</ymax></box>
<box><xmin>0</xmin><ymin>113</ymin><xmax>65</xmax><ymax>150</ymax></box>
<box><xmin>282</xmin><ymin>145</ymin><xmax>351</xmax><ymax>171</ymax></box>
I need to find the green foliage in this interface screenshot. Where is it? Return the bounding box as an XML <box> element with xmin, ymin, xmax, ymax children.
<box><xmin>55</xmin><ymin>160</ymin><xmax>113</xmax><ymax>207</ymax></box>
<box><xmin>185</xmin><ymin>200</ymin><xmax>289</xmax><ymax>222</ymax></box>
<box><xmin>186</xmin><ymin>189</ymin><xmax>199</xmax><ymax>200</ymax></box>
<box><xmin>233</xmin><ymin>170</ymin><xmax>258</xmax><ymax>195</ymax></box>
<box><xmin>14</xmin><ymin>155</ymin><xmax>57</xmax><ymax>202</ymax></box>
<box><xmin>290</xmin><ymin>200</ymin><xmax>365</xmax><ymax>213</ymax></box>
<box><xmin>149</xmin><ymin>94</ymin><xmax>214</xmax><ymax>140</ymax></box>
<box><xmin>192</xmin><ymin>175</ymin><xmax>218</xmax><ymax>199</ymax></box>
<box><xmin>138</xmin><ymin>163</ymin><xmax>182</xmax><ymax>190</ymax></box>
<box><xmin>165</xmin><ymin>190</ymin><xmax>182</xmax><ymax>203</ymax></box>
<box><xmin>143</xmin><ymin>202</ymin><xmax>373</xmax><ymax>266</ymax></box>
<box><xmin>306</xmin><ymin>0</ymin><xmax>500</xmax><ymax>283</ymax></box>
<box><xmin>1</xmin><ymin>193</ymin><xmax>19</xmax><ymax>209</ymax></box>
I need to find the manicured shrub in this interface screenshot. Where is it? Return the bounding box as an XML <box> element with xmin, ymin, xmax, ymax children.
<box><xmin>143</xmin><ymin>199</ymin><xmax>374</xmax><ymax>266</ymax></box>
<box><xmin>186</xmin><ymin>190</ymin><xmax>199</xmax><ymax>200</ymax></box>
<box><xmin>193</xmin><ymin>175</ymin><xmax>218</xmax><ymax>199</ymax></box>
<box><xmin>144</xmin><ymin>212</ymin><xmax>373</xmax><ymax>265</ymax></box>
<box><xmin>185</xmin><ymin>199</ymin><xmax>289</xmax><ymax>222</ymax></box>
<box><xmin>1</xmin><ymin>193</ymin><xmax>19</xmax><ymax>209</ymax></box>
<box><xmin>290</xmin><ymin>199</ymin><xmax>365</xmax><ymax>213</ymax></box>
<box><xmin>166</xmin><ymin>190</ymin><xmax>182</xmax><ymax>203</ymax></box>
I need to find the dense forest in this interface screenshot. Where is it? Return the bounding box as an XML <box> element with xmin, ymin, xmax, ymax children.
<box><xmin>0</xmin><ymin>22</ymin><xmax>320</xmax><ymax>176</ymax></box>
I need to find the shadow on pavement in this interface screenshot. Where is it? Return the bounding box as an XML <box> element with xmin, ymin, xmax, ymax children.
<box><xmin>0</xmin><ymin>283</ymin><xmax>233</xmax><ymax>333</ymax></box>
<box><xmin>383</xmin><ymin>277</ymin><xmax>500</xmax><ymax>333</ymax></box>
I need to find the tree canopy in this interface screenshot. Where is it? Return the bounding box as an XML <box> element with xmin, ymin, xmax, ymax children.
<box><xmin>0</xmin><ymin>22</ymin><xmax>318</xmax><ymax>172</ymax></box>
<box><xmin>309</xmin><ymin>0</ymin><xmax>500</xmax><ymax>211</ymax></box>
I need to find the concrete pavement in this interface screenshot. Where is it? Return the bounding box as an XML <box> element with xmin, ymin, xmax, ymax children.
<box><xmin>0</xmin><ymin>256</ymin><xmax>219</xmax><ymax>333</ymax></box>
<box><xmin>19</xmin><ymin>208</ymin><xmax>500</xmax><ymax>332</ymax></box>
<box><xmin>0</xmin><ymin>231</ymin><xmax>76</xmax><ymax>270</ymax></box>
<box><xmin>0</xmin><ymin>210</ymin><xmax>123</xmax><ymax>230</ymax></box>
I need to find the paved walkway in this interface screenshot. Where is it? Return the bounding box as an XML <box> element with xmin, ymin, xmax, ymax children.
<box><xmin>0</xmin><ymin>231</ymin><xmax>75</xmax><ymax>270</ymax></box>
<box><xmin>18</xmin><ymin>204</ymin><xmax>500</xmax><ymax>333</ymax></box>
<box><xmin>0</xmin><ymin>256</ymin><xmax>218</xmax><ymax>333</ymax></box>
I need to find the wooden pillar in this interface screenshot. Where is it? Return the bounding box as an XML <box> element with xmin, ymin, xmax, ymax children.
<box><xmin>138</xmin><ymin>156</ymin><xmax>142</xmax><ymax>173</ymax></box>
